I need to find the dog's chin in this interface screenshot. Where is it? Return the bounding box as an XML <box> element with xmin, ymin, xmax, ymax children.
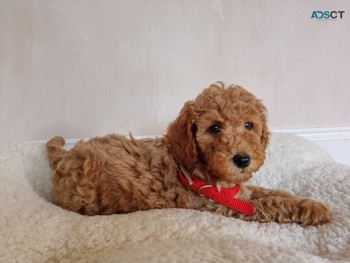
<box><xmin>228</xmin><ymin>170</ymin><xmax>253</xmax><ymax>184</ymax></box>
<box><xmin>193</xmin><ymin>162</ymin><xmax>255</xmax><ymax>185</ymax></box>
<box><xmin>214</xmin><ymin>170</ymin><xmax>252</xmax><ymax>191</ymax></box>
<box><xmin>212</xmin><ymin>167</ymin><xmax>253</xmax><ymax>185</ymax></box>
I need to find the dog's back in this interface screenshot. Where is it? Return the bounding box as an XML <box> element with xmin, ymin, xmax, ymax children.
<box><xmin>46</xmin><ymin>134</ymin><xmax>181</xmax><ymax>215</ymax></box>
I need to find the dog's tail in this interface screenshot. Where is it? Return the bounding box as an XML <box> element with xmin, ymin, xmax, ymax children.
<box><xmin>46</xmin><ymin>136</ymin><xmax>67</xmax><ymax>170</ymax></box>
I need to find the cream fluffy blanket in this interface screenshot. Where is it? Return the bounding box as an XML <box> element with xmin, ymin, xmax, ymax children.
<box><xmin>1</xmin><ymin>133</ymin><xmax>350</xmax><ymax>263</ymax></box>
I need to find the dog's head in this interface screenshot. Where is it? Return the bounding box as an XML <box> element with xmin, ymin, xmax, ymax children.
<box><xmin>165</xmin><ymin>82</ymin><xmax>269</xmax><ymax>184</ymax></box>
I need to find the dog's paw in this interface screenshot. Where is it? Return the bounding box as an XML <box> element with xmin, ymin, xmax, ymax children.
<box><xmin>297</xmin><ymin>199</ymin><xmax>332</xmax><ymax>226</ymax></box>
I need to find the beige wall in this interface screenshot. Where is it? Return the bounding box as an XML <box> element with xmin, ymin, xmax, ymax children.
<box><xmin>1</xmin><ymin>0</ymin><xmax>349</xmax><ymax>140</ymax></box>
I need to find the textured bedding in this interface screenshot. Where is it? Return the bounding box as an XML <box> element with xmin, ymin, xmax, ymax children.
<box><xmin>0</xmin><ymin>133</ymin><xmax>349</xmax><ymax>262</ymax></box>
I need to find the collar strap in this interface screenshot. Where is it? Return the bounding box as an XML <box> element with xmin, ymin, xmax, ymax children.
<box><xmin>179</xmin><ymin>165</ymin><xmax>254</xmax><ymax>215</ymax></box>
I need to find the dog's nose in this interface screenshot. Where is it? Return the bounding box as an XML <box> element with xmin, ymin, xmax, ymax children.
<box><xmin>233</xmin><ymin>154</ymin><xmax>251</xmax><ymax>168</ymax></box>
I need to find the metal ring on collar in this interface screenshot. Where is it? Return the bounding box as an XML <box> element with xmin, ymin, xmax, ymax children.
<box><xmin>197</xmin><ymin>185</ymin><xmax>213</xmax><ymax>197</ymax></box>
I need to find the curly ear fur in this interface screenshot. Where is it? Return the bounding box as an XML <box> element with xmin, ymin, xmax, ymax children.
<box><xmin>165</xmin><ymin>101</ymin><xmax>198</xmax><ymax>170</ymax></box>
<box><xmin>261</xmin><ymin>118</ymin><xmax>270</xmax><ymax>150</ymax></box>
<box><xmin>260</xmin><ymin>105</ymin><xmax>270</xmax><ymax>150</ymax></box>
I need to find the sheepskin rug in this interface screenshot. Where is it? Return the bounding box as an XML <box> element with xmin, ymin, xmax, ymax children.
<box><xmin>0</xmin><ymin>133</ymin><xmax>349</xmax><ymax>263</ymax></box>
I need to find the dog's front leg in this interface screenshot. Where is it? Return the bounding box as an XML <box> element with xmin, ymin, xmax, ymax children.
<box><xmin>240</xmin><ymin>186</ymin><xmax>332</xmax><ymax>226</ymax></box>
<box><xmin>201</xmin><ymin>186</ymin><xmax>331</xmax><ymax>226</ymax></box>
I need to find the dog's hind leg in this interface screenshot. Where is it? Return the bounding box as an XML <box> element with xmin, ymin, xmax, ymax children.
<box><xmin>51</xmin><ymin>142</ymin><xmax>109</xmax><ymax>215</ymax></box>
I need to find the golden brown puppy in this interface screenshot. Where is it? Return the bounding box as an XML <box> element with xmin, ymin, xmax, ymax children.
<box><xmin>47</xmin><ymin>82</ymin><xmax>331</xmax><ymax>226</ymax></box>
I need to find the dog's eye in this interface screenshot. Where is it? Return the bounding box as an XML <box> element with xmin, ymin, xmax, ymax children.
<box><xmin>245</xmin><ymin>122</ymin><xmax>254</xmax><ymax>130</ymax></box>
<box><xmin>209</xmin><ymin>124</ymin><xmax>221</xmax><ymax>134</ymax></box>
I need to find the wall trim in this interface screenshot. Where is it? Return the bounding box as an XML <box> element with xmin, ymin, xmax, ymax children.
<box><xmin>272</xmin><ymin>127</ymin><xmax>350</xmax><ymax>142</ymax></box>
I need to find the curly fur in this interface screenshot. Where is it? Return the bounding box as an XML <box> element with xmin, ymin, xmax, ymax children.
<box><xmin>47</xmin><ymin>82</ymin><xmax>331</xmax><ymax>226</ymax></box>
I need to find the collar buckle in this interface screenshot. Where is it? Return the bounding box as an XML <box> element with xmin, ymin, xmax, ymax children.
<box><xmin>197</xmin><ymin>185</ymin><xmax>215</xmax><ymax>203</ymax></box>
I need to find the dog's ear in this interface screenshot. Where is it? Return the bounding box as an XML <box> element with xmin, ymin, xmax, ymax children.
<box><xmin>261</xmin><ymin>121</ymin><xmax>270</xmax><ymax>150</ymax></box>
<box><xmin>165</xmin><ymin>101</ymin><xmax>198</xmax><ymax>170</ymax></box>
<box><xmin>260</xmin><ymin>109</ymin><xmax>270</xmax><ymax>150</ymax></box>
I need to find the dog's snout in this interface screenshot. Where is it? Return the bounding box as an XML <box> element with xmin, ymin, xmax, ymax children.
<box><xmin>233</xmin><ymin>154</ymin><xmax>251</xmax><ymax>168</ymax></box>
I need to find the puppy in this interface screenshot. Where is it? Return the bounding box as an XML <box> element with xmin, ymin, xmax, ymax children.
<box><xmin>47</xmin><ymin>82</ymin><xmax>331</xmax><ymax>226</ymax></box>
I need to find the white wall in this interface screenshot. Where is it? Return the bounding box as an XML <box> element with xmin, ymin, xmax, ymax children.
<box><xmin>1</xmin><ymin>0</ymin><xmax>349</xmax><ymax>140</ymax></box>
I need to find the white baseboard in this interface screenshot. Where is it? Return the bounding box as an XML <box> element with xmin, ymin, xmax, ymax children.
<box><xmin>273</xmin><ymin>127</ymin><xmax>350</xmax><ymax>166</ymax></box>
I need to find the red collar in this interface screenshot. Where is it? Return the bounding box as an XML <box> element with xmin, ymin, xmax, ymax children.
<box><xmin>178</xmin><ymin>166</ymin><xmax>254</xmax><ymax>215</ymax></box>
